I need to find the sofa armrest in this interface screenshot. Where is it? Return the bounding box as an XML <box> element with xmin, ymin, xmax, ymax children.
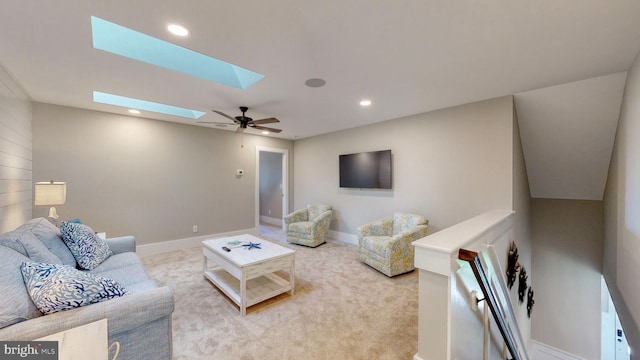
<box><xmin>284</xmin><ymin>208</ymin><xmax>308</xmax><ymax>225</ymax></box>
<box><xmin>104</xmin><ymin>236</ymin><xmax>136</xmax><ymax>254</ymax></box>
<box><xmin>0</xmin><ymin>286</ymin><xmax>174</xmax><ymax>341</ymax></box>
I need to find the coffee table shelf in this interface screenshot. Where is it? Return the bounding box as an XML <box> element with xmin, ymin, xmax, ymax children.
<box><xmin>203</xmin><ymin>268</ymin><xmax>291</xmax><ymax>308</ymax></box>
<box><xmin>202</xmin><ymin>234</ymin><xmax>295</xmax><ymax>316</ymax></box>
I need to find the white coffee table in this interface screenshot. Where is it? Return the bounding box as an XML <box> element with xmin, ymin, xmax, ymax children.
<box><xmin>202</xmin><ymin>234</ymin><xmax>295</xmax><ymax>316</ymax></box>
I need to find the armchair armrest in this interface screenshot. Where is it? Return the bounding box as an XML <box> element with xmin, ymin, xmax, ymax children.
<box><xmin>390</xmin><ymin>225</ymin><xmax>429</xmax><ymax>246</ymax></box>
<box><xmin>104</xmin><ymin>236</ymin><xmax>136</xmax><ymax>255</ymax></box>
<box><xmin>387</xmin><ymin>225</ymin><xmax>429</xmax><ymax>259</ymax></box>
<box><xmin>310</xmin><ymin>211</ymin><xmax>332</xmax><ymax>234</ymax></box>
<box><xmin>284</xmin><ymin>208</ymin><xmax>308</xmax><ymax>225</ymax></box>
<box><xmin>392</xmin><ymin>225</ymin><xmax>428</xmax><ymax>244</ymax></box>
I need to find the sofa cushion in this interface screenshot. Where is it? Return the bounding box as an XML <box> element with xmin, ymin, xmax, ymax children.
<box><xmin>60</xmin><ymin>221</ymin><xmax>112</xmax><ymax>270</ymax></box>
<box><xmin>21</xmin><ymin>262</ymin><xmax>128</xmax><ymax>315</ymax></box>
<box><xmin>0</xmin><ymin>227</ymin><xmax>62</xmax><ymax>264</ymax></box>
<box><xmin>0</xmin><ymin>246</ymin><xmax>42</xmax><ymax>328</ymax></box>
<box><xmin>23</xmin><ymin>217</ymin><xmax>77</xmax><ymax>267</ymax></box>
<box><xmin>90</xmin><ymin>252</ymin><xmax>157</xmax><ymax>290</ymax></box>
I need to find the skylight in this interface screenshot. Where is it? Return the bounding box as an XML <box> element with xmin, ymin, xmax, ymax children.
<box><xmin>93</xmin><ymin>91</ymin><xmax>206</xmax><ymax>119</ymax></box>
<box><xmin>91</xmin><ymin>16</ymin><xmax>263</xmax><ymax>89</ymax></box>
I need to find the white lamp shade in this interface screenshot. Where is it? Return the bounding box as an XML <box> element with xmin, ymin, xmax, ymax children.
<box><xmin>34</xmin><ymin>182</ymin><xmax>67</xmax><ymax>206</ymax></box>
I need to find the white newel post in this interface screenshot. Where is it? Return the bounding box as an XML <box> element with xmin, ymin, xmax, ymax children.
<box><xmin>412</xmin><ymin>210</ymin><xmax>517</xmax><ymax>360</ymax></box>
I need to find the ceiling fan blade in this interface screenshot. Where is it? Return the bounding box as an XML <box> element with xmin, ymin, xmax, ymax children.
<box><xmin>196</xmin><ymin>121</ymin><xmax>234</xmax><ymax>125</ymax></box>
<box><xmin>212</xmin><ymin>110</ymin><xmax>236</xmax><ymax>122</ymax></box>
<box><xmin>251</xmin><ymin>125</ymin><xmax>282</xmax><ymax>133</ymax></box>
<box><xmin>235</xmin><ymin>126</ymin><xmax>245</xmax><ymax>134</ymax></box>
<box><xmin>251</xmin><ymin>117</ymin><xmax>279</xmax><ymax>125</ymax></box>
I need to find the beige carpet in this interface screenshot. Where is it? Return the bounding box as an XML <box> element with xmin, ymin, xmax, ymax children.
<box><xmin>141</xmin><ymin>224</ymin><xmax>418</xmax><ymax>360</ymax></box>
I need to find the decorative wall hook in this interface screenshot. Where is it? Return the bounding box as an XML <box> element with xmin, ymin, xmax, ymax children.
<box><xmin>527</xmin><ymin>287</ymin><xmax>535</xmax><ymax>318</ymax></box>
<box><xmin>518</xmin><ymin>266</ymin><xmax>528</xmax><ymax>304</ymax></box>
<box><xmin>506</xmin><ymin>241</ymin><xmax>520</xmax><ymax>289</ymax></box>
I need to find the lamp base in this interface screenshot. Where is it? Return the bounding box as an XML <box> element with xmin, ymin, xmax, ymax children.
<box><xmin>47</xmin><ymin>206</ymin><xmax>59</xmax><ymax>226</ymax></box>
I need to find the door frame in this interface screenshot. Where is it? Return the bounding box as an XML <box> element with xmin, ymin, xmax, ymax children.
<box><xmin>255</xmin><ymin>146</ymin><xmax>289</xmax><ymax>230</ymax></box>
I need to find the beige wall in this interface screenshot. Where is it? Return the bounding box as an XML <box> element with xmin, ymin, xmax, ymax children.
<box><xmin>512</xmin><ymin>108</ymin><xmax>533</xmax><ymax>349</ymax></box>
<box><xmin>32</xmin><ymin>102</ymin><xmax>294</xmax><ymax>245</ymax></box>
<box><xmin>531</xmin><ymin>198</ymin><xmax>603</xmax><ymax>359</ymax></box>
<box><xmin>293</xmin><ymin>96</ymin><xmax>514</xmax><ymax>235</ymax></box>
<box><xmin>0</xmin><ymin>64</ymin><xmax>32</xmax><ymax>233</ymax></box>
<box><xmin>604</xmin><ymin>48</ymin><xmax>640</xmax><ymax>356</ymax></box>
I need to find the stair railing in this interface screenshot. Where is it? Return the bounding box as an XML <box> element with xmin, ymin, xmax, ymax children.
<box><xmin>459</xmin><ymin>248</ymin><xmax>525</xmax><ymax>360</ymax></box>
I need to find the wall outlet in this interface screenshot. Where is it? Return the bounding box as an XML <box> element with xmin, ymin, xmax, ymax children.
<box><xmin>236</xmin><ymin>169</ymin><xmax>244</xmax><ymax>176</ymax></box>
<box><xmin>192</xmin><ymin>225</ymin><xmax>198</xmax><ymax>233</ymax></box>
<box><xmin>268</xmin><ymin>209</ymin><xmax>271</xmax><ymax>215</ymax></box>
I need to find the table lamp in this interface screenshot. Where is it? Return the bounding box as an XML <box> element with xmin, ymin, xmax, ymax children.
<box><xmin>34</xmin><ymin>181</ymin><xmax>66</xmax><ymax>224</ymax></box>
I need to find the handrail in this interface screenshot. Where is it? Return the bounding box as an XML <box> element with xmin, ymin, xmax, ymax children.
<box><xmin>459</xmin><ymin>248</ymin><xmax>522</xmax><ymax>360</ymax></box>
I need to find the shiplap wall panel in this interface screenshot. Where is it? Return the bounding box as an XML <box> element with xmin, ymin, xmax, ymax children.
<box><xmin>0</xmin><ymin>63</ymin><xmax>32</xmax><ymax>233</ymax></box>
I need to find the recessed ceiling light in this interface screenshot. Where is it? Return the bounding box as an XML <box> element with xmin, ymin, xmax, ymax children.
<box><xmin>262</xmin><ymin>131</ymin><xmax>270</xmax><ymax>135</ymax></box>
<box><xmin>167</xmin><ymin>24</ymin><xmax>189</xmax><ymax>37</ymax></box>
<box><xmin>128</xmin><ymin>109</ymin><xmax>140</xmax><ymax>114</ymax></box>
<box><xmin>360</xmin><ymin>100</ymin><xmax>372</xmax><ymax>107</ymax></box>
<box><xmin>305</xmin><ymin>78</ymin><xmax>326</xmax><ymax>88</ymax></box>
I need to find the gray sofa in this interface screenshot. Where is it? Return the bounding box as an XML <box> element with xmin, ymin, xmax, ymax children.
<box><xmin>0</xmin><ymin>217</ymin><xmax>174</xmax><ymax>360</ymax></box>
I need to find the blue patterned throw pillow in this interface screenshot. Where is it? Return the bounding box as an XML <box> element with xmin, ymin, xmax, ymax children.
<box><xmin>20</xmin><ymin>262</ymin><xmax>127</xmax><ymax>315</ymax></box>
<box><xmin>60</xmin><ymin>221</ymin><xmax>112</xmax><ymax>270</ymax></box>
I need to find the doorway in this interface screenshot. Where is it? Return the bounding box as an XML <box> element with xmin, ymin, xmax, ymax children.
<box><xmin>255</xmin><ymin>146</ymin><xmax>288</xmax><ymax>232</ymax></box>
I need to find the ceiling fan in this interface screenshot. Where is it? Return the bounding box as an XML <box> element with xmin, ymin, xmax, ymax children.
<box><xmin>198</xmin><ymin>106</ymin><xmax>282</xmax><ymax>133</ymax></box>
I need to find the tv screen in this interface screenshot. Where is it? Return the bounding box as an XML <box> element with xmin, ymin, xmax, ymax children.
<box><xmin>339</xmin><ymin>150</ymin><xmax>392</xmax><ymax>189</ymax></box>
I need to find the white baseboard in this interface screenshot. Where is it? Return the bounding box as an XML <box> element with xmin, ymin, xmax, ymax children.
<box><xmin>259</xmin><ymin>216</ymin><xmax>282</xmax><ymax>226</ymax></box>
<box><xmin>137</xmin><ymin>227</ymin><xmax>357</xmax><ymax>257</ymax></box>
<box><xmin>136</xmin><ymin>227</ymin><xmax>259</xmax><ymax>257</ymax></box>
<box><xmin>329</xmin><ymin>230</ymin><xmax>357</xmax><ymax>246</ymax></box>
<box><xmin>531</xmin><ymin>340</ymin><xmax>586</xmax><ymax>360</ymax></box>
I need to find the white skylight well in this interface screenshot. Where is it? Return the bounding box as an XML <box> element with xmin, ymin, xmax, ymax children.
<box><xmin>93</xmin><ymin>91</ymin><xmax>206</xmax><ymax>119</ymax></box>
<box><xmin>91</xmin><ymin>16</ymin><xmax>263</xmax><ymax>89</ymax></box>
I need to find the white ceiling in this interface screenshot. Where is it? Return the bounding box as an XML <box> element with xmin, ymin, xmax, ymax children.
<box><xmin>1</xmin><ymin>1</ymin><xmax>639</xmax><ymax>199</ymax></box>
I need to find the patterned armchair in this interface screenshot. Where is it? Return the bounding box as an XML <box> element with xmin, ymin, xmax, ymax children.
<box><xmin>357</xmin><ymin>213</ymin><xmax>429</xmax><ymax>277</ymax></box>
<box><xmin>284</xmin><ymin>203</ymin><xmax>333</xmax><ymax>247</ymax></box>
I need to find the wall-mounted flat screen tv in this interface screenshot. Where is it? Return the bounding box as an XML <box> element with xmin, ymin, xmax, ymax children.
<box><xmin>339</xmin><ymin>149</ymin><xmax>392</xmax><ymax>189</ymax></box>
